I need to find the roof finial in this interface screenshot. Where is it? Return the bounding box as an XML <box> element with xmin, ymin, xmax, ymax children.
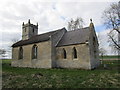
<box><xmin>37</xmin><ymin>22</ymin><xmax>38</xmax><ymax>26</ymax></box>
<box><xmin>89</xmin><ymin>18</ymin><xmax>94</xmax><ymax>28</ymax></box>
<box><xmin>22</xmin><ymin>22</ymin><xmax>24</xmax><ymax>26</ymax></box>
<box><xmin>90</xmin><ymin>18</ymin><xmax>92</xmax><ymax>23</ymax></box>
<box><xmin>28</xmin><ymin>19</ymin><xmax>30</xmax><ymax>24</ymax></box>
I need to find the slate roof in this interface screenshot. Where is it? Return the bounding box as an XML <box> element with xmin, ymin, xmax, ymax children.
<box><xmin>12</xmin><ymin>27</ymin><xmax>90</xmax><ymax>47</ymax></box>
<box><xmin>57</xmin><ymin>27</ymin><xmax>90</xmax><ymax>47</ymax></box>
<box><xmin>12</xmin><ymin>28</ymin><xmax>65</xmax><ymax>47</ymax></box>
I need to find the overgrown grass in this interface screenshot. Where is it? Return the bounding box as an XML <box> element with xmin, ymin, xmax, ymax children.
<box><xmin>2</xmin><ymin>59</ymin><xmax>120</xmax><ymax>88</ymax></box>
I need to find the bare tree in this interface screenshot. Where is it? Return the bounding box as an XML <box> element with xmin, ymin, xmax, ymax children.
<box><xmin>0</xmin><ymin>49</ymin><xmax>6</xmax><ymax>58</ymax></box>
<box><xmin>8</xmin><ymin>38</ymin><xmax>19</xmax><ymax>50</ymax></box>
<box><xmin>68</xmin><ymin>17</ymin><xmax>84</xmax><ymax>31</ymax></box>
<box><xmin>98</xmin><ymin>34</ymin><xmax>107</xmax><ymax>64</ymax></box>
<box><xmin>102</xmin><ymin>2</ymin><xmax>120</xmax><ymax>53</ymax></box>
<box><xmin>99</xmin><ymin>48</ymin><xmax>106</xmax><ymax>56</ymax></box>
<box><xmin>98</xmin><ymin>34</ymin><xmax>107</xmax><ymax>56</ymax></box>
<box><xmin>8</xmin><ymin>37</ymin><xmax>20</xmax><ymax>58</ymax></box>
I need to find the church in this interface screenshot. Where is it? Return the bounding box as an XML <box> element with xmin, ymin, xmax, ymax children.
<box><xmin>11</xmin><ymin>19</ymin><xmax>100</xmax><ymax>70</ymax></box>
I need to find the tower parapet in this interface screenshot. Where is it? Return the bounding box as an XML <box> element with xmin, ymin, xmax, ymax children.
<box><xmin>22</xmin><ymin>19</ymin><xmax>38</xmax><ymax>40</ymax></box>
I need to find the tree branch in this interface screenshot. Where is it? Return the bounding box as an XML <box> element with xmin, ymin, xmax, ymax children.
<box><xmin>114</xmin><ymin>28</ymin><xmax>120</xmax><ymax>33</ymax></box>
<box><xmin>108</xmin><ymin>34</ymin><xmax>120</xmax><ymax>50</ymax></box>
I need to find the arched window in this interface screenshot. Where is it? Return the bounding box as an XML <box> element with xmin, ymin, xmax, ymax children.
<box><xmin>33</xmin><ymin>28</ymin><xmax>34</xmax><ymax>33</ymax></box>
<box><xmin>19</xmin><ymin>47</ymin><xmax>23</xmax><ymax>59</ymax></box>
<box><xmin>73</xmin><ymin>47</ymin><xmax>77</xmax><ymax>59</ymax></box>
<box><xmin>93</xmin><ymin>37</ymin><xmax>96</xmax><ymax>47</ymax></box>
<box><xmin>32</xmin><ymin>45</ymin><xmax>38</xmax><ymax>59</ymax></box>
<box><xmin>24</xmin><ymin>28</ymin><xmax>26</xmax><ymax>32</ymax></box>
<box><xmin>63</xmin><ymin>48</ymin><xmax>67</xmax><ymax>59</ymax></box>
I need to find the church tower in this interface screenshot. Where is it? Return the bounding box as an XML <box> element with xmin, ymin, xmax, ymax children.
<box><xmin>22</xmin><ymin>19</ymin><xmax>38</xmax><ymax>40</ymax></box>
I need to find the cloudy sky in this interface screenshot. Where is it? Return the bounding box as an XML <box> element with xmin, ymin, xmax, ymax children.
<box><xmin>0</xmin><ymin>0</ymin><xmax>119</xmax><ymax>58</ymax></box>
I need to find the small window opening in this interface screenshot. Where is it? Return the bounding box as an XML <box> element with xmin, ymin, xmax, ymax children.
<box><xmin>63</xmin><ymin>48</ymin><xmax>67</xmax><ymax>59</ymax></box>
<box><xmin>73</xmin><ymin>47</ymin><xmax>77</xmax><ymax>59</ymax></box>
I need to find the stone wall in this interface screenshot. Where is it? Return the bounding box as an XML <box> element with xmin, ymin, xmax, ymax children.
<box><xmin>56</xmin><ymin>44</ymin><xmax>91</xmax><ymax>69</ymax></box>
<box><xmin>22</xmin><ymin>23</ymin><xmax>38</xmax><ymax>40</ymax></box>
<box><xmin>11</xmin><ymin>41</ymin><xmax>52</xmax><ymax>68</ymax></box>
<box><xmin>50</xmin><ymin>29</ymin><xmax>66</xmax><ymax>68</ymax></box>
<box><xmin>89</xmin><ymin>26</ymin><xmax>100</xmax><ymax>69</ymax></box>
<box><xmin>12</xmin><ymin>26</ymin><xmax>100</xmax><ymax>70</ymax></box>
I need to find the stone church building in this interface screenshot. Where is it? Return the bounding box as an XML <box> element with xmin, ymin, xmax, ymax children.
<box><xmin>11</xmin><ymin>19</ymin><xmax>100</xmax><ymax>70</ymax></box>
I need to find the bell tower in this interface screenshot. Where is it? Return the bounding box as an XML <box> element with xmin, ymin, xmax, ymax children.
<box><xmin>22</xmin><ymin>19</ymin><xmax>38</xmax><ymax>40</ymax></box>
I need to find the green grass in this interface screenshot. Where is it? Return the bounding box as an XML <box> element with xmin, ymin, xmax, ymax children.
<box><xmin>2</xmin><ymin>59</ymin><xmax>12</xmax><ymax>64</ymax></box>
<box><xmin>2</xmin><ymin>59</ymin><xmax>120</xmax><ymax>88</ymax></box>
<box><xmin>99</xmin><ymin>55</ymin><xmax>120</xmax><ymax>59</ymax></box>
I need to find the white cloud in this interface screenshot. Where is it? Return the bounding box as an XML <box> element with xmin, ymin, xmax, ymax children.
<box><xmin>0</xmin><ymin>0</ymin><xmax>118</xmax><ymax>58</ymax></box>
<box><xmin>98</xmin><ymin>29</ymin><xmax>116</xmax><ymax>55</ymax></box>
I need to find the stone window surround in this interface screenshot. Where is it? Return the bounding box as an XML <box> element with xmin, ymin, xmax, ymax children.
<box><xmin>18</xmin><ymin>47</ymin><xmax>23</xmax><ymax>60</ymax></box>
<box><xmin>61</xmin><ymin>47</ymin><xmax>78</xmax><ymax>60</ymax></box>
<box><xmin>32</xmin><ymin>44</ymin><xmax>38</xmax><ymax>59</ymax></box>
<box><xmin>62</xmin><ymin>48</ymin><xmax>67</xmax><ymax>59</ymax></box>
<box><xmin>73</xmin><ymin>47</ymin><xmax>77</xmax><ymax>59</ymax></box>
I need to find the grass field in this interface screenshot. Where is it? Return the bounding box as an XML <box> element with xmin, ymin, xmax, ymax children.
<box><xmin>1</xmin><ymin>59</ymin><xmax>120</xmax><ymax>88</ymax></box>
<box><xmin>99</xmin><ymin>55</ymin><xmax>120</xmax><ymax>60</ymax></box>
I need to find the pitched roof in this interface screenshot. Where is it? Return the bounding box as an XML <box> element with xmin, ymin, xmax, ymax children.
<box><xmin>57</xmin><ymin>27</ymin><xmax>90</xmax><ymax>47</ymax></box>
<box><xmin>12</xmin><ymin>28</ymin><xmax>65</xmax><ymax>47</ymax></box>
<box><xmin>12</xmin><ymin>27</ymin><xmax>90</xmax><ymax>47</ymax></box>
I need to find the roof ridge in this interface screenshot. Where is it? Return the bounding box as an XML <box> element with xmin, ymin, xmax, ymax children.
<box><xmin>33</xmin><ymin>27</ymin><xmax>66</xmax><ymax>37</ymax></box>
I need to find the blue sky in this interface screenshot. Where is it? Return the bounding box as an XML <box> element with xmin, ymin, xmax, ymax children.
<box><xmin>95</xmin><ymin>25</ymin><xmax>106</xmax><ymax>32</ymax></box>
<box><xmin>0</xmin><ymin>0</ymin><xmax>119</xmax><ymax>58</ymax></box>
